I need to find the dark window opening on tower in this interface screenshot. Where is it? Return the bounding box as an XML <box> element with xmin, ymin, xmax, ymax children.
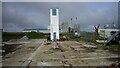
<box><xmin>52</xmin><ymin>9</ymin><xmax>56</xmax><ymax>15</ymax></box>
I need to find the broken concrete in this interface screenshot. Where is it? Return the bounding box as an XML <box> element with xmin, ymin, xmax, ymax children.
<box><xmin>18</xmin><ymin>36</ymin><xmax>29</xmax><ymax>42</ymax></box>
<box><xmin>2</xmin><ymin>40</ymin><xmax>120</xmax><ymax>67</ymax></box>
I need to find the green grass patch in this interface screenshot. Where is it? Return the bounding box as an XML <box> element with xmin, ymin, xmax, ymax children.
<box><xmin>70</xmin><ymin>36</ymin><xmax>85</xmax><ymax>42</ymax></box>
<box><xmin>3</xmin><ymin>32</ymin><xmax>26</xmax><ymax>42</ymax></box>
<box><xmin>26</xmin><ymin>32</ymin><xmax>46</xmax><ymax>39</ymax></box>
<box><xmin>3</xmin><ymin>32</ymin><xmax>47</xmax><ymax>42</ymax></box>
<box><xmin>60</xmin><ymin>33</ymin><xmax>74</xmax><ymax>38</ymax></box>
<box><xmin>108</xmin><ymin>44</ymin><xmax>120</xmax><ymax>51</ymax></box>
<box><xmin>97</xmin><ymin>44</ymin><xmax>120</xmax><ymax>52</ymax></box>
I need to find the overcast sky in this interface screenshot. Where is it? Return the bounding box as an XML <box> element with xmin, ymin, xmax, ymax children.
<box><xmin>2</xmin><ymin>2</ymin><xmax>118</xmax><ymax>32</ymax></box>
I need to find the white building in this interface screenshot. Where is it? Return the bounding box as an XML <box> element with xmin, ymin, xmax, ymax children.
<box><xmin>98</xmin><ymin>28</ymin><xmax>119</xmax><ymax>38</ymax></box>
<box><xmin>50</xmin><ymin>9</ymin><xmax>59</xmax><ymax>41</ymax></box>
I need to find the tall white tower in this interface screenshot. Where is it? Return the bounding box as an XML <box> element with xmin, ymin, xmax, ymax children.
<box><xmin>50</xmin><ymin>9</ymin><xmax>59</xmax><ymax>41</ymax></box>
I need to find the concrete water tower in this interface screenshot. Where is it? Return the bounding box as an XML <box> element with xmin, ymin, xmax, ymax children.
<box><xmin>50</xmin><ymin>9</ymin><xmax>59</xmax><ymax>41</ymax></box>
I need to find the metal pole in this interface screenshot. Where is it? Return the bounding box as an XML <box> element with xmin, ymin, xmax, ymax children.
<box><xmin>104</xmin><ymin>26</ymin><xmax>106</xmax><ymax>46</ymax></box>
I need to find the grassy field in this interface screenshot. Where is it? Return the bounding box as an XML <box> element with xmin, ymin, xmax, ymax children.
<box><xmin>62</xmin><ymin>32</ymin><xmax>120</xmax><ymax>52</ymax></box>
<box><xmin>64</xmin><ymin>32</ymin><xmax>97</xmax><ymax>43</ymax></box>
<box><xmin>3</xmin><ymin>32</ymin><xmax>47</xmax><ymax>42</ymax></box>
<box><xmin>59</xmin><ymin>32</ymin><xmax>96</xmax><ymax>42</ymax></box>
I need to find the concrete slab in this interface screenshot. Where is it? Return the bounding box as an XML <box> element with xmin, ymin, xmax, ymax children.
<box><xmin>2</xmin><ymin>39</ymin><xmax>46</xmax><ymax>66</ymax></box>
<box><xmin>2</xmin><ymin>40</ymin><xmax>120</xmax><ymax>66</ymax></box>
<box><xmin>31</xmin><ymin>41</ymin><xmax>119</xmax><ymax>66</ymax></box>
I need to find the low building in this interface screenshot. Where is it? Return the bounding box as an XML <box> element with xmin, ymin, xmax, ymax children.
<box><xmin>98</xmin><ymin>28</ymin><xmax>119</xmax><ymax>38</ymax></box>
<box><xmin>23</xmin><ymin>28</ymin><xmax>50</xmax><ymax>33</ymax></box>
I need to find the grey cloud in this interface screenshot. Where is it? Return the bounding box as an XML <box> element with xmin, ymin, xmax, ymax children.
<box><xmin>2</xmin><ymin>2</ymin><xmax>118</xmax><ymax>32</ymax></box>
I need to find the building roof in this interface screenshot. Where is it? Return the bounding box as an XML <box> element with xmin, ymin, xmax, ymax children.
<box><xmin>24</xmin><ymin>28</ymin><xmax>49</xmax><ymax>30</ymax></box>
